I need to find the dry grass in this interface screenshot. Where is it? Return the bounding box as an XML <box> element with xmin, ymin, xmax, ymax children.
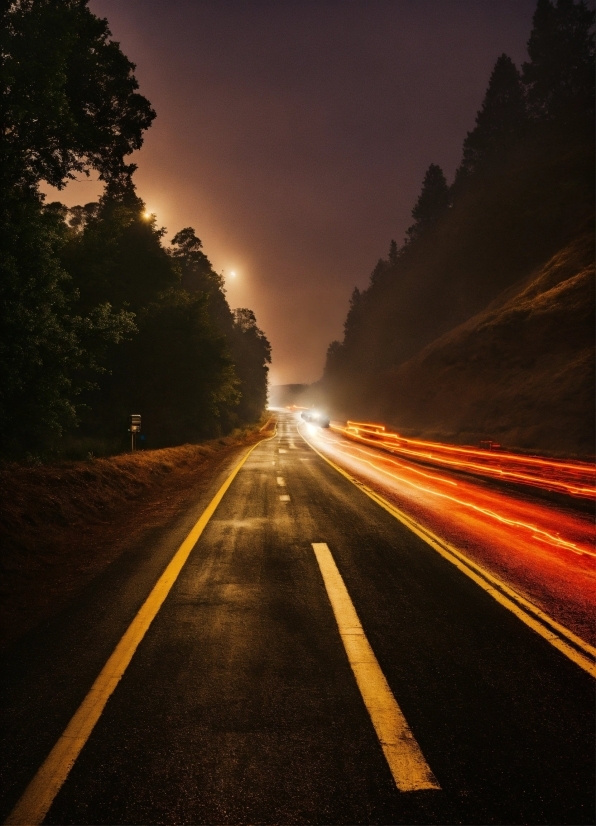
<box><xmin>378</xmin><ymin>234</ymin><xmax>595</xmax><ymax>457</ymax></box>
<box><xmin>0</xmin><ymin>423</ymin><xmax>274</xmax><ymax>649</ymax></box>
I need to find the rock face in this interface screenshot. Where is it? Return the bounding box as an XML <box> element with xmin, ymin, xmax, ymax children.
<box><xmin>375</xmin><ymin>235</ymin><xmax>594</xmax><ymax>457</ymax></box>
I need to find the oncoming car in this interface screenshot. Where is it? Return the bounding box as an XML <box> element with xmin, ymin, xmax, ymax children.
<box><xmin>300</xmin><ymin>409</ymin><xmax>330</xmax><ymax>428</ymax></box>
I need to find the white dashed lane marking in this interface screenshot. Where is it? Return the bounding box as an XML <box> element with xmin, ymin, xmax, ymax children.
<box><xmin>311</xmin><ymin>542</ymin><xmax>440</xmax><ymax>793</ymax></box>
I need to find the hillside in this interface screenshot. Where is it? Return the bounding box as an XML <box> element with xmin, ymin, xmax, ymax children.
<box><xmin>366</xmin><ymin>235</ymin><xmax>594</xmax><ymax>457</ymax></box>
<box><xmin>321</xmin><ymin>5</ymin><xmax>594</xmax><ymax>457</ymax></box>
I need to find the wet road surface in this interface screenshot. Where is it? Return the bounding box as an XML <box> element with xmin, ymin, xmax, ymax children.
<box><xmin>1</xmin><ymin>412</ymin><xmax>594</xmax><ymax>824</ymax></box>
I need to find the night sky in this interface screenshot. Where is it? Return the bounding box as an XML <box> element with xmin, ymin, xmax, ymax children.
<box><xmin>45</xmin><ymin>0</ymin><xmax>538</xmax><ymax>385</ymax></box>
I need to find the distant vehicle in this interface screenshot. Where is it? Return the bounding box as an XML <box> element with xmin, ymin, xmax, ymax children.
<box><xmin>301</xmin><ymin>409</ymin><xmax>330</xmax><ymax>428</ymax></box>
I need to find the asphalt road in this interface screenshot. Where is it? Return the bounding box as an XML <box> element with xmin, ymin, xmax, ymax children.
<box><xmin>1</xmin><ymin>412</ymin><xmax>594</xmax><ymax>825</ymax></box>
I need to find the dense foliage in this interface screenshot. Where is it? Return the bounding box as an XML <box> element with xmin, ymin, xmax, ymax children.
<box><xmin>0</xmin><ymin>0</ymin><xmax>270</xmax><ymax>458</ymax></box>
<box><xmin>323</xmin><ymin>0</ymin><xmax>594</xmax><ymax>414</ymax></box>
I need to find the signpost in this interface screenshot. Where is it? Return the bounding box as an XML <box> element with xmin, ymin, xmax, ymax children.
<box><xmin>129</xmin><ymin>414</ymin><xmax>141</xmax><ymax>451</ymax></box>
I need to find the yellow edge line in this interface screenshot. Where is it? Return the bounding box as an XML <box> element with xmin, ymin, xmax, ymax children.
<box><xmin>301</xmin><ymin>429</ymin><xmax>596</xmax><ymax>679</ymax></box>
<box><xmin>5</xmin><ymin>430</ymin><xmax>277</xmax><ymax>826</ymax></box>
<box><xmin>312</xmin><ymin>542</ymin><xmax>440</xmax><ymax>792</ymax></box>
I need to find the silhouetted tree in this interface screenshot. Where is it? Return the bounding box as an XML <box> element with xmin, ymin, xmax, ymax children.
<box><xmin>1</xmin><ymin>0</ymin><xmax>155</xmax><ymax>456</ymax></box>
<box><xmin>405</xmin><ymin>164</ymin><xmax>450</xmax><ymax>243</ymax></box>
<box><xmin>107</xmin><ymin>289</ymin><xmax>240</xmax><ymax>445</ymax></box>
<box><xmin>170</xmin><ymin>228</ymin><xmax>233</xmax><ymax>334</ymax></box>
<box><xmin>2</xmin><ymin>0</ymin><xmax>155</xmax><ymax>192</ymax></box>
<box><xmin>322</xmin><ymin>0</ymin><xmax>594</xmax><ymax>420</ymax></box>
<box><xmin>1</xmin><ymin>1</ymin><xmax>272</xmax><ymax>455</ymax></box>
<box><xmin>170</xmin><ymin>228</ymin><xmax>217</xmax><ymax>290</ymax></box>
<box><xmin>388</xmin><ymin>240</ymin><xmax>400</xmax><ymax>267</ymax></box>
<box><xmin>0</xmin><ymin>197</ymin><xmax>135</xmax><ymax>455</ymax></box>
<box><xmin>63</xmin><ymin>194</ymin><xmax>176</xmax><ymax>316</ymax></box>
<box><xmin>67</xmin><ymin>203</ymin><xmax>100</xmax><ymax>233</ymax></box>
<box><xmin>369</xmin><ymin>258</ymin><xmax>388</xmax><ymax>287</ymax></box>
<box><xmin>230</xmin><ymin>309</ymin><xmax>271</xmax><ymax>423</ymax></box>
<box><xmin>454</xmin><ymin>54</ymin><xmax>527</xmax><ymax>189</ymax></box>
<box><xmin>324</xmin><ymin>341</ymin><xmax>343</xmax><ymax>373</ymax></box>
<box><xmin>523</xmin><ymin>0</ymin><xmax>595</xmax><ymax>131</ymax></box>
<box><xmin>343</xmin><ymin>287</ymin><xmax>364</xmax><ymax>345</ymax></box>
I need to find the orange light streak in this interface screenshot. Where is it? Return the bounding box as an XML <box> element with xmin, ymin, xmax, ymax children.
<box><xmin>318</xmin><ymin>431</ymin><xmax>594</xmax><ymax>557</ymax></box>
<box><xmin>334</xmin><ymin>422</ymin><xmax>595</xmax><ymax>499</ymax></box>
<box><xmin>299</xmin><ymin>417</ymin><xmax>596</xmax><ymax>645</ymax></box>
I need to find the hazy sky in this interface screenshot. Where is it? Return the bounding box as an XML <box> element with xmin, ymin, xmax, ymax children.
<box><xmin>45</xmin><ymin>0</ymin><xmax>538</xmax><ymax>384</ymax></box>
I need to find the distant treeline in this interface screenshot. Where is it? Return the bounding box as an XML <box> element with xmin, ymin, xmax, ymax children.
<box><xmin>323</xmin><ymin>0</ymin><xmax>594</xmax><ymax>411</ymax></box>
<box><xmin>1</xmin><ymin>1</ymin><xmax>270</xmax><ymax>459</ymax></box>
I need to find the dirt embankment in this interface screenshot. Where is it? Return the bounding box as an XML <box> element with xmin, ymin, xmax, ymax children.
<box><xmin>0</xmin><ymin>421</ymin><xmax>275</xmax><ymax>650</ymax></box>
<box><xmin>376</xmin><ymin>234</ymin><xmax>595</xmax><ymax>457</ymax></box>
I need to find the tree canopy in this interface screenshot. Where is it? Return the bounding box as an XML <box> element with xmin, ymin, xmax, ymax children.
<box><xmin>405</xmin><ymin>164</ymin><xmax>451</xmax><ymax>243</ymax></box>
<box><xmin>323</xmin><ymin>0</ymin><xmax>594</xmax><ymax>416</ymax></box>
<box><xmin>523</xmin><ymin>0</ymin><xmax>595</xmax><ymax>129</ymax></box>
<box><xmin>0</xmin><ymin>0</ymin><xmax>271</xmax><ymax>458</ymax></box>
<box><xmin>455</xmin><ymin>54</ymin><xmax>527</xmax><ymax>188</ymax></box>
<box><xmin>2</xmin><ymin>0</ymin><xmax>155</xmax><ymax>191</ymax></box>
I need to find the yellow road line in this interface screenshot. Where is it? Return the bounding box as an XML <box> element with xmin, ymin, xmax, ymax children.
<box><xmin>311</xmin><ymin>543</ymin><xmax>440</xmax><ymax>792</ymax></box>
<box><xmin>301</xmin><ymin>429</ymin><xmax>596</xmax><ymax>679</ymax></box>
<box><xmin>5</xmin><ymin>433</ymin><xmax>275</xmax><ymax>826</ymax></box>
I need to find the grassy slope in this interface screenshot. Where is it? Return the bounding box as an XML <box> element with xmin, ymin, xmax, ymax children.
<box><xmin>375</xmin><ymin>234</ymin><xmax>594</xmax><ymax>457</ymax></box>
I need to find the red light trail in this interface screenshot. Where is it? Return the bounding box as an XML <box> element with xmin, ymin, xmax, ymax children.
<box><xmin>333</xmin><ymin>422</ymin><xmax>595</xmax><ymax>500</ymax></box>
<box><xmin>299</xmin><ymin>419</ymin><xmax>595</xmax><ymax>647</ymax></box>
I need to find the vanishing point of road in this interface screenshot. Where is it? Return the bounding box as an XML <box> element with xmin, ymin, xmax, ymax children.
<box><xmin>1</xmin><ymin>412</ymin><xmax>593</xmax><ymax>825</ymax></box>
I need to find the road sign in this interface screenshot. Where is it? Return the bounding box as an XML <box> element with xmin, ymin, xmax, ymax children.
<box><xmin>129</xmin><ymin>414</ymin><xmax>141</xmax><ymax>451</ymax></box>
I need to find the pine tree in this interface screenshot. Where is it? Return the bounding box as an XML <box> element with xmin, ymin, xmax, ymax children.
<box><xmin>388</xmin><ymin>239</ymin><xmax>400</xmax><ymax>267</ymax></box>
<box><xmin>405</xmin><ymin>164</ymin><xmax>450</xmax><ymax>243</ymax></box>
<box><xmin>523</xmin><ymin>0</ymin><xmax>595</xmax><ymax>130</ymax></box>
<box><xmin>367</xmin><ymin>241</ymin><xmax>400</xmax><ymax>289</ymax></box>
<box><xmin>230</xmin><ymin>309</ymin><xmax>271</xmax><ymax>423</ymax></box>
<box><xmin>455</xmin><ymin>54</ymin><xmax>526</xmax><ymax>187</ymax></box>
<box><xmin>343</xmin><ymin>287</ymin><xmax>362</xmax><ymax>343</ymax></box>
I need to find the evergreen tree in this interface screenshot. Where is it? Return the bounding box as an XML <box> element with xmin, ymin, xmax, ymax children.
<box><xmin>405</xmin><ymin>164</ymin><xmax>450</xmax><ymax>243</ymax></box>
<box><xmin>455</xmin><ymin>54</ymin><xmax>527</xmax><ymax>188</ymax></box>
<box><xmin>369</xmin><ymin>258</ymin><xmax>388</xmax><ymax>287</ymax></box>
<box><xmin>367</xmin><ymin>241</ymin><xmax>399</xmax><ymax>288</ymax></box>
<box><xmin>230</xmin><ymin>309</ymin><xmax>271</xmax><ymax>423</ymax></box>
<box><xmin>343</xmin><ymin>287</ymin><xmax>363</xmax><ymax>344</ymax></box>
<box><xmin>323</xmin><ymin>340</ymin><xmax>344</xmax><ymax>380</ymax></box>
<box><xmin>388</xmin><ymin>240</ymin><xmax>400</xmax><ymax>267</ymax></box>
<box><xmin>170</xmin><ymin>228</ymin><xmax>233</xmax><ymax>334</ymax></box>
<box><xmin>323</xmin><ymin>0</ymin><xmax>594</xmax><ymax>422</ymax></box>
<box><xmin>523</xmin><ymin>0</ymin><xmax>595</xmax><ymax>131</ymax></box>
